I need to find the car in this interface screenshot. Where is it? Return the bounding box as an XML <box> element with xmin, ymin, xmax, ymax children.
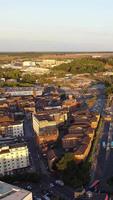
<box><xmin>43</xmin><ymin>153</ymin><xmax>46</xmax><ymax>157</ymax></box>
<box><xmin>50</xmin><ymin>183</ymin><xmax>54</xmax><ymax>188</ymax></box>
<box><xmin>106</xmin><ymin>144</ymin><xmax>110</xmax><ymax>151</ymax></box>
<box><xmin>111</xmin><ymin>141</ymin><xmax>113</xmax><ymax>148</ymax></box>
<box><xmin>27</xmin><ymin>185</ymin><xmax>32</xmax><ymax>190</ymax></box>
<box><xmin>33</xmin><ymin>197</ymin><xmax>42</xmax><ymax>200</ymax></box>
<box><xmin>55</xmin><ymin>180</ymin><xmax>64</xmax><ymax>186</ymax></box>
<box><xmin>65</xmin><ymin>148</ymin><xmax>69</xmax><ymax>152</ymax></box>
<box><xmin>37</xmin><ymin>154</ymin><xmax>40</xmax><ymax>158</ymax></box>
<box><xmin>102</xmin><ymin>141</ymin><xmax>106</xmax><ymax>148</ymax></box>
<box><xmin>43</xmin><ymin>194</ymin><xmax>50</xmax><ymax>200</ymax></box>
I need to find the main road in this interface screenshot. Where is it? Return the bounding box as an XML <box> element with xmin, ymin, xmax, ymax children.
<box><xmin>93</xmin><ymin>101</ymin><xmax>113</xmax><ymax>192</ymax></box>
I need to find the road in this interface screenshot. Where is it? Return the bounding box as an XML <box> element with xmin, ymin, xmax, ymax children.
<box><xmin>23</xmin><ymin>118</ymin><xmax>75</xmax><ymax>200</ymax></box>
<box><xmin>24</xmin><ymin>118</ymin><xmax>48</xmax><ymax>175</ymax></box>
<box><xmin>94</xmin><ymin>121</ymin><xmax>110</xmax><ymax>180</ymax></box>
<box><xmin>93</xmin><ymin>100</ymin><xmax>113</xmax><ymax>192</ymax></box>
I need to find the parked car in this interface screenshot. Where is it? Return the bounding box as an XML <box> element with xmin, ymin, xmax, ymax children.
<box><xmin>43</xmin><ymin>194</ymin><xmax>50</xmax><ymax>200</ymax></box>
<box><xmin>111</xmin><ymin>141</ymin><xmax>113</xmax><ymax>148</ymax></box>
<box><xmin>55</xmin><ymin>180</ymin><xmax>64</xmax><ymax>186</ymax></box>
<box><xmin>50</xmin><ymin>183</ymin><xmax>54</xmax><ymax>188</ymax></box>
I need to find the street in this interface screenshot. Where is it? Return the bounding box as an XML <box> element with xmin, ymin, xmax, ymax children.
<box><xmin>23</xmin><ymin>118</ymin><xmax>75</xmax><ymax>200</ymax></box>
<box><xmin>93</xmin><ymin>100</ymin><xmax>113</xmax><ymax>192</ymax></box>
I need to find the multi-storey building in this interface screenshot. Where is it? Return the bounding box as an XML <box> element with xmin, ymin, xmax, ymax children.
<box><xmin>35</xmin><ymin>109</ymin><xmax>68</xmax><ymax>126</ymax></box>
<box><xmin>5</xmin><ymin>87</ymin><xmax>43</xmax><ymax>97</ymax></box>
<box><xmin>0</xmin><ymin>181</ymin><xmax>32</xmax><ymax>200</ymax></box>
<box><xmin>0</xmin><ymin>121</ymin><xmax>24</xmax><ymax>137</ymax></box>
<box><xmin>32</xmin><ymin>114</ymin><xmax>57</xmax><ymax>135</ymax></box>
<box><xmin>32</xmin><ymin>114</ymin><xmax>58</xmax><ymax>144</ymax></box>
<box><xmin>0</xmin><ymin>143</ymin><xmax>30</xmax><ymax>176</ymax></box>
<box><xmin>74</xmin><ymin>136</ymin><xmax>92</xmax><ymax>161</ymax></box>
<box><xmin>62</xmin><ymin>133</ymin><xmax>82</xmax><ymax>149</ymax></box>
<box><xmin>23</xmin><ymin>61</ymin><xmax>36</xmax><ymax>67</ymax></box>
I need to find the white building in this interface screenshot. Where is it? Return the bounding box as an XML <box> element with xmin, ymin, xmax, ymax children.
<box><xmin>36</xmin><ymin>59</ymin><xmax>72</xmax><ymax>68</ymax></box>
<box><xmin>10</xmin><ymin>122</ymin><xmax>24</xmax><ymax>137</ymax></box>
<box><xmin>32</xmin><ymin>114</ymin><xmax>57</xmax><ymax>136</ymax></box>
<box><xmin>0</xmin><ymin>181</ymin><xmax>32</xmax><ymax>200</ymax></box>
<box><xmin>5</xmin><ymin>87</ymin><xmax>43</xmax><ymax>97</ymax></box>
<box><xmin>23</xmin><ymin>61</ymin><xmax>36</xmax><ymax>67</ymax></box>
<box><xmin>0</xmin><ymin>121</ymin><xmax>24</xmax><ymax>137</ymax></box>
<box><xmin>0</xmin><ymin>143</ymin><xmax>30</xmax><ymax>176</ymax></box>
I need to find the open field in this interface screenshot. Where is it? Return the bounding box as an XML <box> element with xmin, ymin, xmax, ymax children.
<box><xmin>0</xmin><ymin>52</ymin><xmax>113</xmax><ymax>63</ymax></box>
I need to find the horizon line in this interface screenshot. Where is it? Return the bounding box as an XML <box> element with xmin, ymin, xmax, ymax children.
<box><xmin>0</xmin><ymin>51</ymin><xmax>113</xmax><ymax>54</ymax></box>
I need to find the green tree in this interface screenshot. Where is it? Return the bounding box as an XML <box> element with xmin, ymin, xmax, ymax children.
<box><xmin>56</xmin><ymin>153</ymin><xmax>91</xmax><ymax>188</ymax></box>
<box><xmin>52</xmin><ymin>58</ymin><xmax>106</xmax><ymax>75</ymax></box>
<box><xmin>57</xmin><ymin>153</ymin><xmax>74</xmax><ymax>171</ymax></box>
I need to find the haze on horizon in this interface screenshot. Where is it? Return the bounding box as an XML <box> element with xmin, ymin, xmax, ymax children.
<box><xmin>0</xmin><ymin>0</ymin><xmax>113</xmax><ymax>52</ymax></box>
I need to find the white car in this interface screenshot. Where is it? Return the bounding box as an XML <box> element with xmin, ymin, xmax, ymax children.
<box><xmin>55</xmin><ymin>180</ymin><xmax>64</xmax><ymax>186</ymax></box>
<box><xmin>27</xmin><ymin>185</ymin><xmax>32</xmax><ymax>190</ymax></box>
<box><xmin>34</xmin><ymin>197</ymin><xmax>42</xmax><ymax>200</ymax></box>
<box><xmin>106</xmin><ymin>144</ymin><xmax>110</xmax><ymax>151</ymax></box>
<box><xmin>50</xmin><ymin>183</ymin><xmax>54</xmax><ymax>188</ymax></box>
<box><xmin>43</xmin><ymin>195</ymin><xmax>50</xmax><ymax>200</ymax></box>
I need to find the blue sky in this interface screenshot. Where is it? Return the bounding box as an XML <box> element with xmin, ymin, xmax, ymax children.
<box><xmin>0</xmin><ymin>0</ymin><xmax>113</xmax><ymax>51</ymax></box>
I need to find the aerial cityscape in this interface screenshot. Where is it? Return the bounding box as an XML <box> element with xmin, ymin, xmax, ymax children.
<box><xmin>1</xmin><ymin>0</ymin><xmax>113</xmax><ymax>200</ymax></box>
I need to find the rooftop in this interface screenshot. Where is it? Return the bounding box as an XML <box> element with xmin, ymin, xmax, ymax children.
<box><xmin>0</xmin><ymin>181</ymin><xmax>31</xmax><ymax>200</ymax></box>
<box><xmin>5</xmin><ymin>86</ymin><xmax>43</xmax><ymax>92</ymax></box>
<box><xmin>34</xmin><ymin>114</ymin><xmax>54</xmax><ymax>122</ymax></box>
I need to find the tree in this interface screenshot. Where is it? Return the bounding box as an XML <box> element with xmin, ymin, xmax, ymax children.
<box><xmin>52</xmin><ymin>58</ymin><xmax>106</xmax><ymax>75</ymax></box>
<box><xmin>56</xmin><ymin>153</ymin><xmax>91</xmax><ymax>188</ymax></box>
<box><xmin>57</xmin><ymin>153</ymin><xmax>74</xmax><ymax>171</ymax></box>
<box><xmin>22</xmin><ymin>74</ymin><xmax>37</xmax><ymax>84</ymax></box>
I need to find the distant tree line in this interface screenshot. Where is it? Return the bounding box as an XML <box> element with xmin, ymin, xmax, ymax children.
<box><xmin>52</xmin><ymin>58</ymin><xmax>106</xmax><ymax>75</ymax></box>
<box><xmin>0</xmin><ymin>68</ymin><xmax>40</xmax><ymax>87</ymax></box>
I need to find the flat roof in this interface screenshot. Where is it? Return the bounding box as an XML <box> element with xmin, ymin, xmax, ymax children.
<box><xmin>0</xmin><ymin>121</ymin><xmax>23</xmax><ymax>126</ymax></box>
<box><xmin>34</xmin><ymin>114</ymin><xmax>54</xmax><ymax>122</ymax></box>
<box><xmin>0</xmin><ymin>181</ymin><xmax>31</xmax><ymax>200</ymax></box>
<box><xmin>5</xmin><ymin>86</ymin><xmax>43</xmax><ymax>92</ymax></box>
<box><xmin>0</xmin><ymin>142</ymin><xmax>27</xmax><ymax>154</ymax></box>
